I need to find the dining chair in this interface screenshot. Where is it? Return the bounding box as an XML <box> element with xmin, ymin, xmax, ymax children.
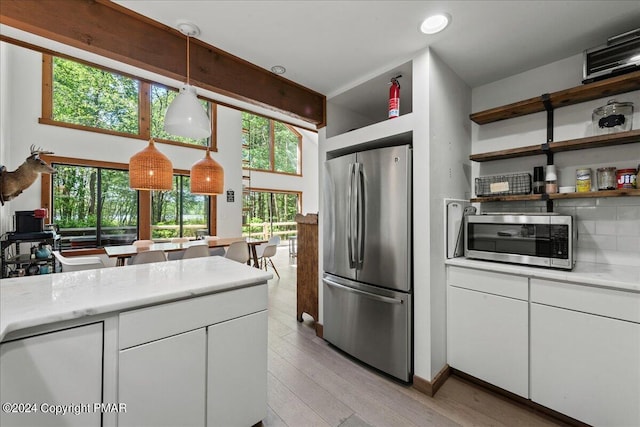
<box><xmin>209</xmin><ymin>247</ymin><xmax>226</xmax><ymax>257</ymax></box>
<box><xmin>166</xmin><ymin>237</ymin><xmax>189</xmax><ymax>260</ymax></box>
<box><xmin>255</xmin><ymin>235</ymin><xmax>281</xmax><ymax>263</ymax></box>
<box><xmin>181</xmin><ymin>244</ymin><xmax>210</xmax><ymax>259</ymax></box>
<box><xmin>129</xmin><ymin>250</ymin><xmax>167</xmax><ymax>265</ymax></box>
<box><xmin>52</xmin><ymin>251</ymin><xmax>105</xmax><ymax>272</ymax></box>
<box><xmin>224</xmin><ymin>241</ymin><xmax>250</xmax><ymax>263</ymax></box>
<box><xmin>259</xmin><ymin>244</ymin><xmax>280</xmax><ymax>278</ymax></box>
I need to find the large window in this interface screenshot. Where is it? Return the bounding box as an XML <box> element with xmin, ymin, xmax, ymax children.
<box><xmin>52</xmin><ymin>164</ymin><xmax>138</xmax><ymax>249</ymax></box>
<box><xmin>242</xmin><ymin>112</ymin><xmax>301</xmax><ymax>175</ymax></box>
<box><xmin>151</xmin><ymin>176</ymin><xmax>209</xmax><ymax>239</ymax></box>
<box><xmin>243</xmin><ymin>189</ymin><xmax>300</xmax><ymax>241</ymax></box>
<box><xmin>52</xmin><ymin>57</ymin><xmax>140</xmax><ymax>134</ymax></box>
<box><xmin>42</xmin><ymin>55</ymin><xmax>215</xmax><ymax>149</ymax></box>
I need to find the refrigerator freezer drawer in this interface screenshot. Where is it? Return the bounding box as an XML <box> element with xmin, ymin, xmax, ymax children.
<box><xmin>322</xmin><ymin>275</ymin><xmax>412</xmax><ymax>382</ymax></box>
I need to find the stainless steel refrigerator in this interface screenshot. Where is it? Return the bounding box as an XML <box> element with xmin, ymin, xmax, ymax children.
<box><xmin>323</xmin><ymin>144</ymin><xmax>412</xmax><ymax>382</ymax></box>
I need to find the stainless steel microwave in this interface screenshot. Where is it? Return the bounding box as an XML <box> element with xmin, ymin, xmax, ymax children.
<box><xmin>465</xmin><ymin>213</ymin><xmax>574</xmax><ymax>270</ymax></box>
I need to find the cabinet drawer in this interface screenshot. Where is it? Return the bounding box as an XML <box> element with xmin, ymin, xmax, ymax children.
<box><xmin>531</xmin><ymin>279</ymin><xmax>640</xmax><ymax>323</ymax></box>
<box><xmin>119</xmin><ymin>284</ymin><xmax>267</xmax><ymax>349</ymax></box>
<box><xmin>448</xmin><ymin>266</ymin><xmax>528</xmax><ymax>300</ymax></box>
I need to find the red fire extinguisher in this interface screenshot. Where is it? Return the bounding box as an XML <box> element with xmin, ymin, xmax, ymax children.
<box><xmin>388</xmin><ymin>75</ymin><xmax>401</xmax><ymax>119</ymax></box>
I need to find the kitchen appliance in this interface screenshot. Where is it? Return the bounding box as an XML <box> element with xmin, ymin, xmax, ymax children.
<box><xmin>583</xmin><ymin>28</ymin><xmax>640</xmax><ymax>83</ymax></box>
<box><xmin>465</xmin><ymin>213</ymin><xmax>574</xmax><ymax>270</ymax></box>
<box><xmin>323</xmin><ymin>144</ymin><xmax>412</xmax><ymax>382</ymax></box>
<box><xmin>14</xmin><ymin>210</ymin><xmax>44</xmax><ymax>233</ymax></box>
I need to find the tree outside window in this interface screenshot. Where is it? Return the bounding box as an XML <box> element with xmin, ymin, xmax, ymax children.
<box><xmin>242</xmin><ymin>112</ymin><xmax>301</xmax><ymax>175</ymax></box>
<box><xmin>151</xmin><ymin>176</ymin><xmax>209</xmax><ymax>239</ymax></box>
<box><xmin>242</xmin><ymin>190</ymin><xmax>300</xmax><ymax>241</ymax></box>
<box><xmin>52</xmin><ymin>164</ymin><xmax>138</xmax><ymax>249</ymax></box>
<box><xmin>52</xmin><ymin>57</ymin><xmax>139</xmax><ymax>134</ymax></box>
<box><xmin>47</xmin><ymin>55</ymin><xmax>213</xmax><ymax>149</ymax></box>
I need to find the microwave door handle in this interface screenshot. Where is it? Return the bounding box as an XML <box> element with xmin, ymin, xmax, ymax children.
<box><xmin>357</xmin><ymin>163</ymin><xmax>365</xmax><ymax>268</ymax></box>
<box><xmin>347</xmin><ymin>162</ymin><xmax>356</xmax><ymax>268</ymax></box>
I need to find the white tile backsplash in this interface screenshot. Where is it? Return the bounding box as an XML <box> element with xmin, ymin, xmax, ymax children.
<box><xmin>486</xmin><ymin>197</ymin><xmax>640</xmax><ymax>267</ymax></box>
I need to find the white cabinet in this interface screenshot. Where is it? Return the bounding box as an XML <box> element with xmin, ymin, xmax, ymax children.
<box><xmin>447</xmin><ymin>267</ymin><xmax>529</xmax><ymax>398</ymax></box>
<box><xmin>207</xmin><ymin>310</ymin><xmax>268</xmax><ymax>427</ymax></box>
<box><xmin>0</xmin><ymin>323</ymin><xmax>103</xmax><ymax>427</ymax></box>
<box><xmin>118</xmin><ymin>329</ymin><xmax>206</xmax><ymax>427</ymax></box>
<box><xmin>530</xmin><ymin>279</ymin><xmax>640</xmax><ymax>426</ymax></box>
<box><xmin>117</xmin><ymin>284</ymin><xmax>269</xmax><ymax>427</ymax></box>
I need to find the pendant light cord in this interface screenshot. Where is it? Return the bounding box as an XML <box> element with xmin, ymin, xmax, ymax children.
<box><xmin>186</xmin><ymin>35</ymin><xmax>190</xmax><ymax>85</ymax></box>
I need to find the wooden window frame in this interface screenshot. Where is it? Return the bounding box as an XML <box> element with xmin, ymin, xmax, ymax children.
<box><xmin>244</xmin><ymin>187</ymin><xmax>303</xmax><ymax>216</ymax></box>
<box><xmin>40</xmin><ymin>54</ymin><xmax>217</xmax><ymax>152</ymax></box>
<box><xmin>40</xmin><ymin>155</ymin><xmax>217</xmax><ymax>255</ymax></box>
<box><xmin>242</xmin><ymin>112</ymin><xmax>303</xmax><ymax>177</ymax></box>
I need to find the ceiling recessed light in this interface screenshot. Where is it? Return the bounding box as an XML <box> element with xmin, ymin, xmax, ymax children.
<box><xmin>271</xmin><ymin>65</ymin><xmax>286</xmax><ymax>74</ymax></box>
<box><xmin>420</xmin><ymin>13</ymin><xmax>450</xmax><ymax>35</ymax></box>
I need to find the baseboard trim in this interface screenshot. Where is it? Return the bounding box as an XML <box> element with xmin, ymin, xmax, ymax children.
<box><xmin>315</xmin><ymin>322</ymin><xmax>323</xmax><ymax>338</ymax></box>
<box><xmin>451</xmin><ymin>369</ymin><xmax>590</xmax><ymax>427</ymax></box>
<box><xmin>412</xmin><ymin>364</ymin><xmax>451</xmax><ymax>397</ymax></box>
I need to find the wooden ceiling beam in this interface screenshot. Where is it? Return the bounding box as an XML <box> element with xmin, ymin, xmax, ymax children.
<box><xmin>0</xmin><ymin>0</ymin><xmax>326</xmax><ymax>127</ymax></box>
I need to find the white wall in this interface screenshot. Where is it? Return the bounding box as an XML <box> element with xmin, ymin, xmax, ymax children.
<box><xmin>471</xmin><ymin>55</ymin><xmax>640</xmax><ymax>266</ymax></box>
<box><xmin>0</xmin><ymin>41</ymin><xmax>11</xmax><ymax>232</ymax></box>
<box><xmin>0</xmin><ymin>41</ymin><xmax>318</xmax><ymax>239</ymax></box>
<box><xmin>427</xmin><ymin>51</ymin><xmax>471</xmax><ymax>379</ymax></box>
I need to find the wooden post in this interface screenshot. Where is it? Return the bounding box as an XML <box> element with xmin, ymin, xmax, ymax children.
<box><xmin>295</xmin><ymin>213</ymin><xmax>318</xmax><ymax>325</ymax></box>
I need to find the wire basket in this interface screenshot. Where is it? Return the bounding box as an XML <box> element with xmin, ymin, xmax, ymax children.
<box><xmin>475</xmin><ymin>173</ymin><xmax>531</xmax><ymax>196</ymax></box>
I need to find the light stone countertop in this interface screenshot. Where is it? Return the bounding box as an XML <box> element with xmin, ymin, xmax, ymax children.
<box><xmin>446</xmin><ymin>258</ymin><xmax>640</xmax><ymax>293</ymax></box>
<box><xmin>0</xmin><ymin>256</ymin><xmax>272</xmax><ymax>342</ymax></box>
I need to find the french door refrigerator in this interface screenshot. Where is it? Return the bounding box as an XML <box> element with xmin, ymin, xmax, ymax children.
<box><xmin>323</xmin><ymin>144</ymin><xmax>412</xmax><ymax>382</ymax></box>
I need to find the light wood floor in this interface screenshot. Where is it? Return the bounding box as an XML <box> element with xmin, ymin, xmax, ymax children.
<box><xmin>263</xmin><ymin>246</ymin><xmax>568</xmax><ymax>427</ymax></box>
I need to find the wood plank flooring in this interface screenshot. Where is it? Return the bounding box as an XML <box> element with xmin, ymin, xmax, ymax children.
<box><xmin>263</xmin><ymin>246</ymin><xmax>569</xmax><ymax>427</ymax></box>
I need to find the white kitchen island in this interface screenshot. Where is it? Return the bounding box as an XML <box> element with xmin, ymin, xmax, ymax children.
<box><xmin>0</xmin><ymin>256</ymin><xmax>272</xmax><ymax>427</ymax></box>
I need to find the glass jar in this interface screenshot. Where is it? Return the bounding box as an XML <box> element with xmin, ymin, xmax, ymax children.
<box><xmin>596</xmin><ymin>167</ymin><xmax>617</xmax><ymax>190</ymax></box>
<box><xmin>592</xmin><ymin>99</ymin><xmax>634</xmax><ymax>135</ymax></box>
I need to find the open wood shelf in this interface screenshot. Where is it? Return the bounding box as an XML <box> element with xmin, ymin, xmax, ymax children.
<box><xmin>470</xmin><ymin>188</ymin><xmax>640</xmax><ymax>203</ymax></box>
<box><xmin>470</xmin><ymin>71</ymin><xmax>640</xmax><ymax>125</ymax></box>
<box><xmin>470</xmin><ymin>129</ymin><xmax>640</xmax><ymax>162</ymax></box>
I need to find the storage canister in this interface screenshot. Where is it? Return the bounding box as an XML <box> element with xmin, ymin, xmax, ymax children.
<box><xmin>592</xmin><ymin>99</ymin><xmax>634</xmax><ymax>135</ymax></box>
<box><xmin>617</xmin><ymin>168</ymin><xmax>637</xmax><ymax>189</ymax></box>
<box><xmin>576</xmin><ymin>168</ymin><xmax>591</xmax><ymax>192</ymax></box>
<box><xmin>597</xmin><ymin>167</ymin><xmax>617</xmax><ymax>190</ymax></box>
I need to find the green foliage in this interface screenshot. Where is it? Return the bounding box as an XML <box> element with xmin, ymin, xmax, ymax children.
<box><xmin>151</xmin><ymin>176</ymin><xmax>209</xmax><ymax>238</ymax></box>
<box><xmin>53</xmin><ymin>165</ymin><xmax>138</xmax><ymax>245</ymax></box>
<box><xmin>242</xmin><ymin>112</ymin><xmax>300</xmax><ymax>174</ymax></box>
<box><xmin>53</xmin><ymin>57</ymin><xmax>139</xmax><ymax>134</ymax></box>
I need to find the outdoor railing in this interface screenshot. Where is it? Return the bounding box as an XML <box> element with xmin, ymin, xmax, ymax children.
<box><xmin>242</xmin><ymin>221</ymin><xmax>297</xmax><ymax>242</ymax></box>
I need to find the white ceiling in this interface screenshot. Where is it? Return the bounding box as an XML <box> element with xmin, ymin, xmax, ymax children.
<box><xmin>115</xmin><ymin>1</ymin><xmax>640</xmax><ymax>97</ymax></box>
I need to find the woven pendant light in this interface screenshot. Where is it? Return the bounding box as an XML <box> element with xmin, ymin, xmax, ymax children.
<box><xmin>129</xmin><ymin>139</ymin><xmax>173</xmax><ymax>190</ymax></box>
<box><xmin>190</xmin><ymin>149</ymin><xmax>224</xmax><ymax>195</ymax></box>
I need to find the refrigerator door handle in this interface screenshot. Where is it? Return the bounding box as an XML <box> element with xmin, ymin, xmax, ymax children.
<box><xmin>356</xmin><ymin>162</ymin><xmax>365</xmax><ymax>268</ymax></box>
<box><xmin>323</xmin><ymin>277</ymin><xmax>405</xmax><ymax>305</ymax></box>
<box><xmin>347</xmin><ymin>162</ymin><xmax>356</xmax><ymax>268</ymax></box>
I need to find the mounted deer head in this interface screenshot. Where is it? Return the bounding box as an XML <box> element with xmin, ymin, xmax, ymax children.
<box><xmin>0</xmin><ymin>145</ymin><xmax>56</xmax><ymax>205</ymax></box>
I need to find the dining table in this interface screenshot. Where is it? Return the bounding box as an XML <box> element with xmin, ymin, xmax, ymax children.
<box><xmin>103</xmin><ymin>237</ymin><xmax>267</xmax><ymax>267</ymax></box>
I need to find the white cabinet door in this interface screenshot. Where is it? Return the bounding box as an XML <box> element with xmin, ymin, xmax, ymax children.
<box><xmin>448</xmin><ymin>285</ymin><xmax>529</xmax><ymax>398</ymax></box>
<box><xmin>118</xmin><ymin>328</ymin><xmax>206</xmax><ymax>427</ymax></box>
<box><xmin>531</xmin><ymin>303</ymin><xmax>640</xmax><ymax>427</ymax></box>
<box><xmin>207</xmin><ymin>310</ymin><xmax>268</xmax><ymax>427</ymax></box>
<box><xmin>0</xmin><ymin>323</ymin><xmax>103</xmax><ymax>427</ymax></box>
